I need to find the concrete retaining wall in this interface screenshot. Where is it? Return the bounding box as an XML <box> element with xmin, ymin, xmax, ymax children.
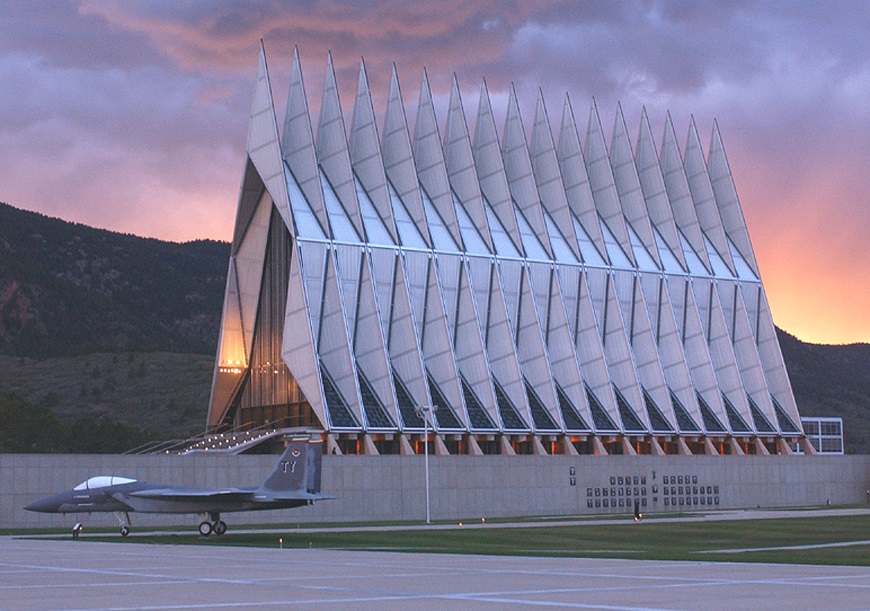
<box><xmin>2</xmin><ymin>453</ymin><xmax>868</xmax><ymax>530</ymax></box>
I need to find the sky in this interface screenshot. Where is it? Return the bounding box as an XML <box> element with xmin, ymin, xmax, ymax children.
<box><xmin>0</xmin><ymin>1</ymin><xmax>867</xmax><ymax>345</ymax></box>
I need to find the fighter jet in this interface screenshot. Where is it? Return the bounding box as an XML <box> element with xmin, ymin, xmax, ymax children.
<box><xmin>25</xmin><ymin>435</ymin><xmax>329</xmax><ymax>537</ymax></box>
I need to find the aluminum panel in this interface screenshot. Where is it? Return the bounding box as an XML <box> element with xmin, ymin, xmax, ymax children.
<box><xmin>281</xmin><ymin>48</ymin><xmax>329</xmax><ymax>236</ymax></box>
<box><xmin>544</xmin><ymin>269</ymin><xmax>594</xmax><ymax>428</ymax></box>
<box><xmin>599</xmin><ymin>273</ymin><xmax>650</xmax><ymax>431</ymax></box>
<box><xmin>668</xmin><ymin>275</ymin><xmax>728</xmax><ymax>432</ymax></box>
<box><xmin>684</xmin><ymin>119</ymin><xmax>736</xmax><ymax>276</ymax></box>
<box><xmin>234</xmin><ymin>192</ymin><xmax>273</xmax><ymax>355</ymax></box>
<box><xmin>723</xmin><ymin>280</ymin><xmax>778</xmax><ymax>427</ymax></box>
<box><xmin>443</xmin><ymin>77</ymin><xmax>495</xmax><ymax>252</ymax></box>
<box><xmin>557</xmin><ymin>96</ymin><xmax>609</xmax><ymax>262</ymax></box>
<box><xmin>502</xmin><ymin>89</ymin><xmax>553</xmax><ymax>258</ymax></box>
<box><xmin>382</xmin><ymin>67</ymin><xmax>430</xmax><ymax>247</ymax></box>
<box><xmin>473</xmin><ymin>83</ymin><xmax>524</xmax><ymax>255</ymax></box>
<box><xmin>531</xmin><ymin>93</ymin><xmax>583</xmax><ymax>261</ymax></box>
<box><xmin>316</xmin><ymin>54</ymin><xmax>365</xmax><ymax>240</ymax></box>
<box><xmin>413</xmin><ymin>71</ymin><xmax>464</xmax><ymax>249</ymax></box>
<box><xmin>659</xmin><ymin>113</ymin><xmax>711</xmax><ymax>271</ymax></box>
<box><xmin>635</xmin><ymin>109</ymin><xmax>686</xmax><ymax>269</ymax></box>
<box><xmin>355</xmin><ymin>251</ymin><xmax>401</xmax><ymax>428</ymax></box>
<box><xmin>585</xmin><ymin>101</ymin><xmax>634</xmax><ymax>265</ymax></box>
<box><xmin>451</xmin><ymin>259</ymin><xmax>500</xmax><ymax>427</ymax></box>
<box><xmin>420</xmin><ymin>257</ymin><xmax>467</xmax><ymax>428</ymax></box>
<box><xmin>317</xmin><ymin>250</ymin><xmax>364</xmax><ymax>426</ymax></box>
<box><xmin>247</xmin><ymin>45</ymin><xmax>294</xmax><ymax>234</ymax></box>
<box><xmin>573</xmin><ymin>270</ymin><xmax>622</xmax><ymax>429</ymax></box>
<box><xmin>639</xmin><ymin>273</ymin><xmax>703</xmax><ymax>430</ymax></box>
<box><xmin>515</xmin><ymin>266</ymin><xmax>561</xmax><ymax>429</ymax></box>
<box><xmin>754</xmin><ymin>287</ymin><xmax>803</xmax><ymax>431</ymax></box>
<box><xmin>610</xmin><ymin>105</ymin><xmax>661</xmax><ymax>268</ymax></box>
<box><xmin>349</xmin><ymin>59</ymin><xmax>399</xmax><ymax>244</ymax></box>
<box><xmin>281</xmin><ymin>245</ymin><xmax>327</xmax><ymax>428</ymax></box>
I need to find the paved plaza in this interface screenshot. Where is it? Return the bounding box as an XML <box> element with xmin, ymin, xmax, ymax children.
<box><xmin>1</xmin><ymin>538</ymin><xmax>868</xmax><ymax>610</ymax></box>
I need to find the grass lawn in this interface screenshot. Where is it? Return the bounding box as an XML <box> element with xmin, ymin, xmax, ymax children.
<box><xmin>73</xmin><ymin>514</ymin><xmax>870</xmax><ymax>566</ymax></box>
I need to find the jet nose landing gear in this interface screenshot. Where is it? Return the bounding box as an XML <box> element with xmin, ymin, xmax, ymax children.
<box><xmin>198</xmin><ymin>513</ymin><xmax>227</xmax><ymax>537</ymax></box>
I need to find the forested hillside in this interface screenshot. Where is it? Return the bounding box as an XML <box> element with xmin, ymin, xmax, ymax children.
<box><xmin>0</xmin><ymin>202</ymin><xmax>228</xmax><ymax>357</ymax></box>
<box><xmin>0</xmin><ymin>202</ymin><xmax>865</xmax><ymax>453</ymax></box>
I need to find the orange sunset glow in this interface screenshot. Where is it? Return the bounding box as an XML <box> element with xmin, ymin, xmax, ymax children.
<box><xmin>0</xmin><ymin>2</ymin><xmax>867</xmax><ymax>345</ymax></box>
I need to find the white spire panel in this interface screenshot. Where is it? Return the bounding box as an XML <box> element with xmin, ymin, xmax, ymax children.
<box><xmin>634</xmin><ymin>109</ymin><xmax>686</xmax><ymax>269</ymax></box>
<box><xmin>708</xmin><ymin>122</ymin><xmax>761</xmax><ymax>276</ymax></box>
<box><xmin>382</xmin><ymin>66</ymin><xmax>430</xmax><ymax>247</ymax></box>
<box><xmin>531</xmin><ymin>93</ymin><xmax>583</xmax><ymax>261</ymax></box>
<box><xmin>413</xmin><ymin>70</ymin><xmax>463</xmax><ymax>249</ymax></box>
<box><xmin>443</xmin><ymin>76</ymin><xmax>494</xmax><ymax>252</ymax></box>
<box><xmin>610</xmin><ymin>105</ymin><xmax>661</xmax><ymax>268</ymax></box>
<box><xmin>317</xmin><ymin>250</ymin><xmax>364</xmax><ymax>426</ymax></box>
<box><xmin>684</xmin><ymin>119</ymin><xmax>736</xmax><ymax>276</ymax></box>
<box><xmin>585</xmin><ymin>101</ymin><xmax>634</xmax><ymax>265</ymax></box>
<box><xmin>281</xmin><ymin>245</ymin><xmax>327</xmax><ymax>427</ymax></box>
<box><xmin>660</xmin><ymin>113</ymin><xmax>710</xmax><ymax>271</ymax></box>
<box><xmin>317</xmin><ymin>53</ymin><xmax>365</xmax><ymax>240</ymax></box>
<box><xmin>473</xmin><ymin>82</ymin><xmax>524</xmax><ymax>255</ymax></box>
<box><xmin>349</xmin><ymin>60</ymin><xmax>400</xmax><ymax>244</ymax></box>
<box><xmin>666</xmin><ymin>275</ymin><xmax>728</xmax><ymax>432</ymax></box>
<box><xmin>282</xmin><ymin>48</ymin><xmax>329</xmax><ymax>236</ymax></box>
<box><xmin>502</xmin><ymin>88</ymin><xmax>553</xmax><ymax>258</ymax></box>
<box><xmin>355</xmin><ymin>250</ymin><xmax>401</xmax><ymax>427</ymax></box>
<box><xmin>557</xmin><ymin>95</ymin><xmax>608</xmax><ymax>261</ymax></box>
<box><xmin>421</xmin><ymin>257</ymin><xmax>467</xmax><ymax>427</ymax></box>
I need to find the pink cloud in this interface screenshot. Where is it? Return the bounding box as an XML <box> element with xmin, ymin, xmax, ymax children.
<box><xmin>0</xmin><ymin>1</ymin><xmax>867</xmax><ymax>344</ymax></box>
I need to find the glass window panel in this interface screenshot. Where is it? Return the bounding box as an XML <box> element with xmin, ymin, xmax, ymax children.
<box><xmin>514</xmin><ymin>203</ymin><xmax>549</xmax><ymax>261</ymax></box>
<box><xmin>653</xmin><ymin>226</ymin><xmax>684</xmax><ymax>273</ymax></box>
<box><xmin>320</xmin><ymin>172</ymin><xmax>360</xmax><ymax>243</ymax></box>
<box><xmin>453</xmin><ymin>193</ymin><xmax>490</xmax><ymax>255</ymax></box>
<box><xmin>543</xmin><ymin>209</ymin><xmax>579</xmax><ymax>264</ymax></box>
<box><xmin>285</xmin><ymin>164</ymin><xmax>326</xmax><ymax>240</ymax></box>
<box><xmin>421</xmin><ymin>187</ymin><xmax>459</xmax><ymax>252</ymax></box>
<box><xmin>627</xmin><ymin>221</ymin><xmax>659</xmax><ymax>271</ymax></box>
<box><xmin>599</xmin><ymin>217</ymin><xmax>633</xmax><ymax>269</ymax></box>
<box><xmin>678</xmin><ymin>230</ymin><xmax>709</xmax><ymax>276</ymax></box>
<box><xmin>571</xmin><ymin>213</ymin><xmax>607</xmax><ymax>266</ymax></box>
<box><xmin>388</xmin><ymin>182</ymin><xmax>428</xmax><ymax>249</ymax></box>
<box><xmin>703</xmin><ymin>233</ymin><xmax>734</xmax><ymax>278</ymax></box>
<box><xmin>484</xmin><ymin>197</ymin><xmax>521</xmax><ymax>258</ymax></box>
<box><xmin>354</xmin><ymin>177</ymin><xmax>394</xmax><ymax>246</ymax></box>
<box><xmin>727</xmin><ymin>236</ymin><xmax>758</xmax><ymax>281</ymax></box>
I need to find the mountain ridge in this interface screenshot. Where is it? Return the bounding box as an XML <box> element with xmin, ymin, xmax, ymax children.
<box><xmin>0</xmin><ymin>201</ymin><xmax>866</xmax><ymax>452</ymax></box>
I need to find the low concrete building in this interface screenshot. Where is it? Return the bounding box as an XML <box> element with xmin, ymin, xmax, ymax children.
<box><xmin>4</xmin><ymin>453</ymin><xmax>867</xmax><ymax>530</ymax></box>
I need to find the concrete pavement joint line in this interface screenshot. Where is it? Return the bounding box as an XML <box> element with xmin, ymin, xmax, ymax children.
<box><xmin>445</xmin><ymin>595</ymin><xmax>685</xmax><ymax>611</ymax></box>
<box><xmin>49</xmin><ymin>594</ymin><xmax>460</xmax><ymax>611</ymax></box>
<box><xmin>0</xmin><ymin>580</ymin><xmax>196</xmax><ymax>591</ymax></box>
<box><xmin>697</xmin><ymin>539</ymin><xmax>870</xmax><ymax>554</ymax></box>
<box><xmin>0</xmin><ymin>562</ymin><xmax>261</xmax><ymax>586</ymax></box>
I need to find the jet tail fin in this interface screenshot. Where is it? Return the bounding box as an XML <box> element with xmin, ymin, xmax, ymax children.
<box><xmin>258</xmin><ymin>436</ymin><xmax>324</xmax><ymax>496</ymax></box>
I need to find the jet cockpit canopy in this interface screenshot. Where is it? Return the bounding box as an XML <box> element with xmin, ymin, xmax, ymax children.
<box><xmin>73</xmin><ymin>476</ymin><xmax>137</xmax><ymax>491</ymax></box>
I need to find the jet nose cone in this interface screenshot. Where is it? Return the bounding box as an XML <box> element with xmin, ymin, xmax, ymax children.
<box><xmin>25</xmin><ymin>496</ymin><xmax>60</xmax><ymax>513</ymax></box>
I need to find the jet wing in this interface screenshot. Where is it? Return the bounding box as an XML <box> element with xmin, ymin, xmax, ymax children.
<box><xmin>253</xmin><ymin>491</ymin><xmax>335</xmax><ymax>502</ymax></box>
<box><xmin>123</xmin><ymin>487</ymin><xmax>255</xmax><ymax>502</ymax></box>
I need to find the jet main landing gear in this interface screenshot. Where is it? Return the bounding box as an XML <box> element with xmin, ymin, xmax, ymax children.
<box><xmin>198</xmin><ymin>513</ymin><xmax>227</xmax><ymax>537</ymax></box>
<box><xmin>114</xmin><ymin>512</ymin><xmax>132</xmax><ymax>537</ymax></box>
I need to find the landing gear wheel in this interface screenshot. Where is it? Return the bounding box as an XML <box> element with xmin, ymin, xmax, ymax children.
<box><xmin>120</xmin><ymin>526</ymin><xmax>130</xmax><ymax>537</ymax></box>
<box><xmin>198</xmin><ymin>521</ymin><xmax>213</xmax><ymax>537</ymax></box>
<box><xmin>213</xmin><ymin>520</ymin><xmax>227</xmax><ymax>536</ymax></box>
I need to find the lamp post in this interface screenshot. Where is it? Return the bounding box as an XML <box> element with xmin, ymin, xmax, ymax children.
<box><xmin>415</xmin><ymin>404</ymin><xmax>437</xmax><ymax>524</ymax></box>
